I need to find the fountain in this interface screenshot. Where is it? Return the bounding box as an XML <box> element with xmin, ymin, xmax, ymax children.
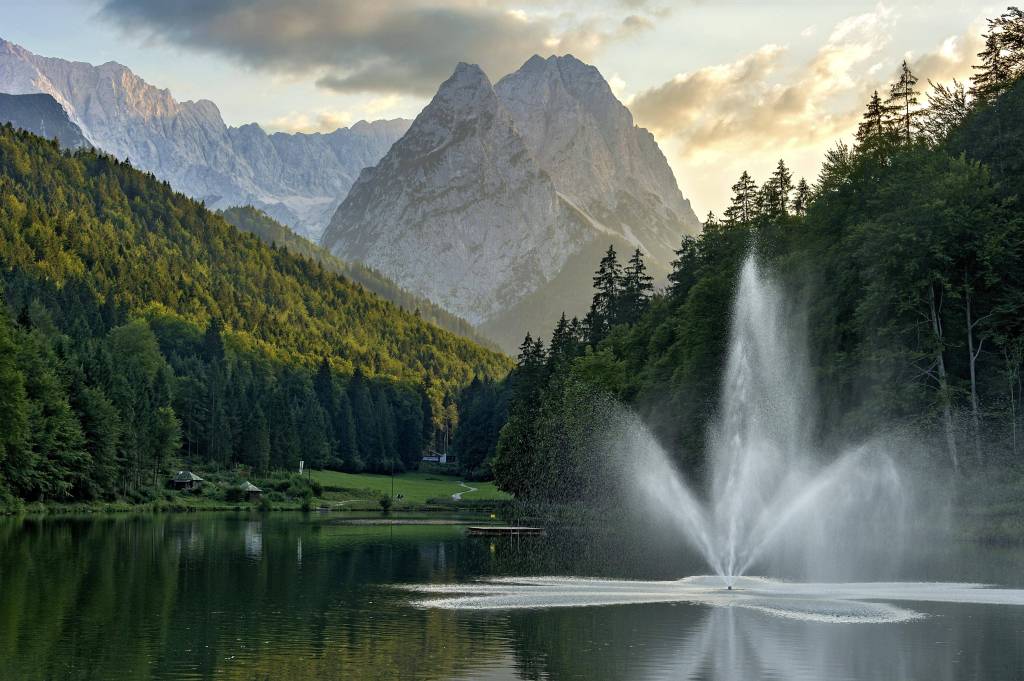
<box><xmin>616</xmin><ymin>254</ymin><xmax>907</xmax><ymax>585</ymax></box>
<box><xmin>405</xmin><ymin>254</ymin><xmax>1024</xmax><ymax>621</ymax></box>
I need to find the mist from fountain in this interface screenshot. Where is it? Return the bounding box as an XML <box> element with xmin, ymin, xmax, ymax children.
<box><xmin>405</xmin><ymin>254</ymin><xmax>1024</xmax><ymax>621</ymax></box>
<box><xmin>626</xmin><ymin>255</ymin><xmax>907</xmax><ymax>585</ymax></box>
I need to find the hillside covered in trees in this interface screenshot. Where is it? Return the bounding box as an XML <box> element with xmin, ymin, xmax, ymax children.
<box><xmin>473</xmin><ymin>8</ymin><xmax>1024</xmax><ymax>500</ymax></box>
<box><xmin>0</xmin><ymin>127</ymin><xmax>510</xmax><ymax>505</ymax></box>
<box><xmin>218</xmin><ymin>205</ymin><xmax>498</xmax><ymax>349</ymax></box>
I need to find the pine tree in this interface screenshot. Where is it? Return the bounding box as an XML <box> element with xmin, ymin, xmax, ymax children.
<box><xmin>855</xmin><ymin>91</ymin><xmax>888</xmax><ymax>152</ymax></box>
<box><xmin>769</xmin><ymin>159</ymin><xmax>793</xmax><ymax>217</ymax></box>
<box><xmin>202</xmin><ymin>318</ymin><xmax>231</xmax><ymax>464</ymax></box>
<box><xmin>0</xmin><ymin>307</ymin><xmax>28</xmax><ymax>490</ymax></box>
<box><xmin>548</xmin><ymin>313</ymin><xmax>576</xmax><ymax>371</ymax></box>
<box><xmin>334</xmin><ymin>390</ymin><xmax>360</xmax><ymax>470</ymax></box>
<box><xmin>791</xmin><ymin>178</ymin><xmax>811</xmax><ymax>216</ymax></box>
<box><xmin>588</xmin><ymin>245</ymin><xmax>623</xmax><ymax>344</ymax></box>
<box><xmin>885</xmin><ymin>60</ymin><xmax>920</xmax><ymax>144</ymax></box>
<box><xmin>347</xmin><ymin>369</ymin><xmax>380</xmax><ymax>470</ymax></box>
<box><xmin>668</xmin><ymin>235</ymin><xmax>700</xmax><ymax>298</ymax></box>
<box><xmin>723</xmin><ymin>171</ymin><xmax>758</xmax><ymax>224</ymax></box>
<box><xmin>971</xmin><ymin>7</ymin><xmax>1024</xmax><ymax>103</ymax></box>
<box><xmin>619</xmin><ymin>248</ymin><xmax>654</xmax><ymax>324</ymax></box>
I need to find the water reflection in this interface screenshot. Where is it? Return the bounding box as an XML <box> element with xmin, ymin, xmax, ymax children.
<box><xmin>0</xmin><ymin>514</ymin><xmax>1021</xmax><ymax>681</ymax></box>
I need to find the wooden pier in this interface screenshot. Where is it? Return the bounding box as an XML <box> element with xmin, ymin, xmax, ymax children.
<box><xmin>466</xmin><ymin>526</ymin><xmax>545</xmax><ymax>537</ymax></box>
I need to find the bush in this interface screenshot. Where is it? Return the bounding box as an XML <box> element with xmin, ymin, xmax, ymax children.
<box><xmin>258</xmin><ymin>496</ymin><xmax>274</xmax><ymax>512</ymax></box>
<box><xmin>378</xmin><ymin>495</ymin><xmax>392</xmax><ymax>512</ymax></box>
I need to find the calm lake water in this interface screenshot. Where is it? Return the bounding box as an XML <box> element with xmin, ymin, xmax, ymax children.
<box><xmin>1</xmin><ymin>512</ymin><xmax>1023</xmax><ymax>681</ymax></box>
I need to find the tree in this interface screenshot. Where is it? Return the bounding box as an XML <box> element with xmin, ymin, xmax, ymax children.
<box><xmin>767</xmin><ymin>159</ymin><xmax>794</xmax><ymax>218</ymax></box>
<box><xmin>885</xmin><ymin>60</ymin><xmax>921</xmax><ymax>144</ymax></box>
<box><xmin>669</xmin><ymin>235</ymin><xmax>700</xmax><ymax>299</ymax></box>
<box><xmin>791</xmin><ymin>178</ymin><xmax>811</xmax><ymax>216</ymax></box>
<box><xmin>971</xmin><ymin>7</ymin><xmax>1024</xmax><ymax>103</ymax></box>
<box><xmin>619</xmin><ymin>248</ymin><xmax>654</xmax><ymax>324</ymax></box>
<box><xmin>855</xmin><ymin>91</ymin><xmax>890</xmax><ymax>153</ymax></box>
<box><xmin>202</xmin><ymin>318</ymin><xmax>231</xmax><ymax>464</ymax></box>
<box><xmin>723</xmin><ymin>171</ymin><xmax>758</xmax><ymax>224</ymax></box>
<box><xmin>587</xmin><ymin>245</ymin><xmax>623</xmax><ymax>344</ymax></box>
<box><xmin>0</xmin><ymin>306</ymin><xmax>28</xmax><ymax>494</ymax></box>
<box><xmin>923</xmin><ymin>79</ymin><xmax>970</xmax><ymax>144</ymax></box>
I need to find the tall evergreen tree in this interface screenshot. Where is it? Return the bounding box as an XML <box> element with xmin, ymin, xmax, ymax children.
<box><xmin>971</xmin><ymin>7</ymin><xmax>1024</xmax><ymax>103</ymax></box>
<box><xmin>769</xmin><ymin>159</ymin><xmax>793</xmax><ymax>217</ymax></box>
<box><xmin>0</xmin><ymin>306</ymin><xmax>28</xmax><ymax>495</ymax></box>
<box><xmin>791</xmin><ymin>178</ymin><xmax>811</xmax><ymax>216</ymax></box>
<box><xmin>885</xmin><ymin>60</ymin><xmax>921</xmax><ymax>144</ymax></box>
<box><xmin>587</xmin><ymin>245</ymin><xmax>623</xmax><ymax>345</ymax></box>
<box><xmin>669</xmin><ymin>235</ymin><xmax>700</xmax><ymax>299</ymax></box>
<box><xmin>723</xmin><ymin>171</ymin><xmax>758</xmax><ymax>224</ymax></box>
<box><xmin>619</xmin><ymin>248</ymin><xmax>654</xmax><ymax>324</ymax></box>
<box><xmin>856</xmin><ymin>91</ymin><xmax>889</xmax><ymax>153</ymax></box>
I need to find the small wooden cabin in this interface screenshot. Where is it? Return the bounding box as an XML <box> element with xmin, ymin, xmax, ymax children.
<box><xmin>240</xmin><ymin>481</ymin><xmax>262</xmax><ymax>502</ymax></box>
<box><xmin>171</xmin><ymin>470</ymin><xmax>204</xmax><ymax>490</ymax></box>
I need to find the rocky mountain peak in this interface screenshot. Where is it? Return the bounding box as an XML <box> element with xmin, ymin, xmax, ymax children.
<box><xmin>0</xmin><ymin>38</ymin><xmax>410</xmax><ymax>240</ymax></box>
<box><xmin>323</xmin><ymin>54</ymin><xmax>700</xmax><ymax>348</ymax></box>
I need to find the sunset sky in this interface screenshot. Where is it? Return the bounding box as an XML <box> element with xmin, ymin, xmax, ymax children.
<box><xmin>3</xmin><ymin>0</ymin><xmax>995</xmax><ymax>215</ymax></box>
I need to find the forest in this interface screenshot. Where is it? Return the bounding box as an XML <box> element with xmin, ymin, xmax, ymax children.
<box><xmin>0</xmin><ymin>128</ymin><xmax>509</xmax><ymax>506</ymax></box>
<box><xmin>218</xmin><ymin>205</ymin><xmax>498</xmax><ymax>349</ymax></box>
<box><xmin>475</xmin><ymin>8</ymin><xmax>1024</xmax><ymax>500</ymax></box>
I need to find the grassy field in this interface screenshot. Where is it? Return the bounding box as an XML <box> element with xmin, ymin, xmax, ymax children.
<box><xmin>310</xmin><ymin>470</ymin><xmax>510</xmax><ymax>505</ymax></box>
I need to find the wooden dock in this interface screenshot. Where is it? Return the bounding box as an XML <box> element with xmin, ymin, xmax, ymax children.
<box><xmin>466</xmin><ymin>526</ymin><xmax>545</xmax><ymax>537</ymax></box>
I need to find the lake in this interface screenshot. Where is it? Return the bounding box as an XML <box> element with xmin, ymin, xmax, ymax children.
<box><xmin>1</xmin><ymin>512</ymin><xmax>1022</xmax><ymax>680</ymax></box>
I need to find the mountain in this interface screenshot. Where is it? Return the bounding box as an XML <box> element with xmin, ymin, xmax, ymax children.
<box><xmin>0</xmin><ymin>38</ymin><xmax>409</xmax><ymax>240</ymax></box>
<box><xmin>322</xmin><ymin>63</ymin><xmax>591</xmax><ymax>326</ymax></box>
<box><xmin>0</xmin><ymin>124</ymin><xmax>510</xmax><ymax>391</ymax></box>
<box><xmin>218</xmin><ymin>205</ymin><xmax>499</xmax><ymax>349</ymax></box>
<box><xmin>494</xmin><ymin>55</ymin><xmax>699</xmax><ymax>265</ymax></box>
<box><xmin>321</xmin><ymin>56</ymin><xmax>700</xmax><ymax>350</ymax></box>
<box><xmin>0</xmin><ymin>92</ymin><xmax>88</xmax><ymax>148</ymax></box>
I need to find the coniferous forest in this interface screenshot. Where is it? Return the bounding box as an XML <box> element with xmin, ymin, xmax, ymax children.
<box><xmin>474</xmin><ymin>9</ymin><xmax>1024</xmax><ymax>501</ymax></box>
<box><xmin>0</xmin><ymin>126</ymin><xmax>510</xmax><ymax>505</ymax></box>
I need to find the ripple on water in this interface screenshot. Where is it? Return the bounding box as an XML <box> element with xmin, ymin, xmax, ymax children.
<box><xmin>402</xmin><ymin>575</ymin><xmax>1024</xmax><ymax>624</ymax></box>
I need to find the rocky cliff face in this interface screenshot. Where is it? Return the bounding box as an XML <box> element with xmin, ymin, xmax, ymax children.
<box><xmin>0</xmin><ymin>39</ymin><xmax>409</xmax><ymax>240</ymax></box>
<box><xmin>323</xmin><ymin>55</ymin><xmax>699</xmax><ymax>338</ymax></box>
<box><xmin>495</xmin><ymin>55</ymin><xmax>700</xmax><ymax>269</ymax></box>
<box><xmin>0</xmin><ymin>92</ymin><xmax>89</xmax><ymax>148</ymax></box>
<box><xmin>322</xmin><ymin>63</ymin><xmax>589</xmax><ymax>324</ymax></box>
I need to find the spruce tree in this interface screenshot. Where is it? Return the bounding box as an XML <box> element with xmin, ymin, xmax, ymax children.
<box><xmin>971</xmin><ymin>7</ymin><xmax>1024</xmax><ymax>103</ymax></box>
<box><xmin>723</xmin><ymin>171</ymin><xmax>758</xmax><ymax>224</ymax></box>
<box><xmin>855</xmin><ymin>91</ymin><xmax>888</xmax><ymax>153</ymax></box>
<box><xmin>669</xmin><ymin>235</ymin><xmax>700</xmax><ymax>298</ymax></box>
<box><xmin>588</xmin><ymin>245</ymin><xmax>623</xmax><ymax>344</ymax></box>
<box><xmin>885</xmin><ymin>60</ymin><xmax>921</xmax><ymax>144</ymax></box>
<box><xmin>791</xmin><ymin>178</ymin><xmax>811</xmax><ymax>216</ymax></box>
<box><xmin>620</xmin><ymin>248</ymin><xmax>654</xmax><ymax>324</ymax></box>
<box><xmin>769</xmin><ymin>159</ymin><xmax>793</xmax><ymax>217</ymax></box>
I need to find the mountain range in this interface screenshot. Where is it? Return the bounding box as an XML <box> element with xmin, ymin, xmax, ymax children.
<box><xmin>323</xmin><ymin>55</ymin><xmax>700</xmax><ymax>348</ymax></box>
<box><xmin>0</xmin><ymin>39</ymin><xmax>700</xmax><ymax>353</ymax></box>
<box><xmin>0</xmin><ymin>38</ymin><xmax>408</xmax><ymax>240</ymax></box>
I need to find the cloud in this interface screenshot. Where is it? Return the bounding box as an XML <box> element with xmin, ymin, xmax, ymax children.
<box><xmin>907</xmin><ymin>21</ymin><xmax>985</xmax><ymax>86</ymax></box>
<box><xmin>266</xmin><ymin>108</ymin><xmax>354</xmax><ymax>134</ymax></box>
<box><xmin>626</xmin><ymin>5</ymin><xmax>901</xmax><ymax>187</ymax></box>
<box><xmin>98</xmin><ymin>0</ymin><xmax>657</xmax><ymax>96</ymax></box>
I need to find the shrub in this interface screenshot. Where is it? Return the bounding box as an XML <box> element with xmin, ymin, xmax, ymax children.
<box><xmin>378</xmin><ymin>495</ymin><xmax>392</xmax><ymax>512</ymax></box>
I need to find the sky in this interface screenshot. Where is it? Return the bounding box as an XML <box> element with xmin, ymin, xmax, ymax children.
<box><xmin>1</xmin><ymin>0</ymin><xmax>996</xmax><ymax>215</ymax></box>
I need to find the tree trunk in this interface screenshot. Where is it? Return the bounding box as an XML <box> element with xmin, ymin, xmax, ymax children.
<box><xmin>964</xmin><ymin>279</ymin><xmax>982</xmax><ymax>464</ymax></box>
<box><xmin>929</xmin><ymin>283</ymin><xmax>959</xmax><ymax>472</ymax></box>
